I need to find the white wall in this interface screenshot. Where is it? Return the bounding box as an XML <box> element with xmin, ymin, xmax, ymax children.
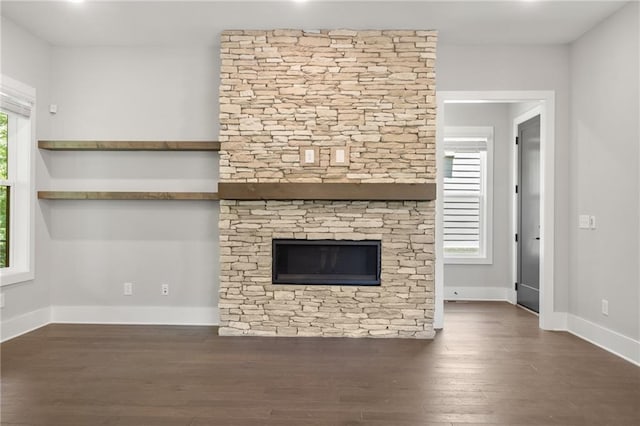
<box><xmin>437</xmin><ymin>44</ymin><xmax>571</xmax><ymax>313</ymax></box>
<box><xmin>0</xmin><ymin>17</ymin><xmax>52</xmax><ymax>339</ymax></box>
<box><xmin>49</xmin><ymin>47</ymin><xmax>218</xmax><ymax>140</ymax></box>
<box><xmin>443</xmin><ymin>103</ymin><xmax>512</xmax><ymax>300</ymax></box>
<box><xmin>569</xmin><ymin>2</ymin><xmax>639</xmax><ymax>341</ymax></box>
<box><xmin>44</xmin><ymin>47</ymin><xmax>220</xmax><ymax>323</ymax></box>
<box><xmin>1</xmin><ymin>15</ymin><xmax>574</xmax><ymax>330</ymax></box>
<box><xmin>5</xmin><ymin>6</ymin><xmax>636</xmax><ymax>354</ymax></box>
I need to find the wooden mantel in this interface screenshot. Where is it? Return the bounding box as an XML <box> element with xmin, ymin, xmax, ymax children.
<box><xmin>217</xmin><ymin>183</ymin><xmax>436</xmax><ymax>201</ymax></box>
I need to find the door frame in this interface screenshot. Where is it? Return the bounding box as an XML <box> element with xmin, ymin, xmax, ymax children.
<box><xmin>435</xmin><ymin>91</ymin><xmax>558</xmax><ymax>331</ymax></box>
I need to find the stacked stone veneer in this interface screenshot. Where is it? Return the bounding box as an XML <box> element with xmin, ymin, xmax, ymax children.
<box><xmin>218</xmin><ymin>30</ymin><xmax>437</xmax><ymax>338</ymax></box>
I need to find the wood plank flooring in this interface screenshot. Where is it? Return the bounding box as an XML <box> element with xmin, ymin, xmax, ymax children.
<box><xmin>1</xmin><ymin>302</ymin><xmax>638</xmax><ymax>425</ymax></box>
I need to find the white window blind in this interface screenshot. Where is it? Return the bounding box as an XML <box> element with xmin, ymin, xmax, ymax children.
<box><xmin>443</xmin><ymin>150</ymin><xmax>484</xmax><ymax>254</ymax></box>
<box><xmin>0</xmin><ymin>85</ymin><xmax>34</xmax><ymax>119</ymax></box>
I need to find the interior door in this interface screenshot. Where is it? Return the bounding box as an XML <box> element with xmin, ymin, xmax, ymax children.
<box><xmin>517</xmin><ymin>115</ymin><xmax>541</xmax><ymax>312</ymax></box>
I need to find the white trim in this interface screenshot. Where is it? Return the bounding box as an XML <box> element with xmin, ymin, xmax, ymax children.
<box><xmin>550</xmin><ymin>311</ymin><xmax>568</xmax><ymax>330</ymax></box>
<box><xmin>4</xmin><ymin>307</ymin><xmax>637</xmax><ymax>366</ymax></box>
<box><xmin>435</xmin><ymin>91</ymin><xmax>556</xmax><ymax>331</ymax></box>
<box><xmin>0</xmin><ymin>75</ymin><xmax>36</xmax><ymax>287</ymax></box>
<box><xmin>0</xmin><ymin>270</ymin><xmax>35</xmax><ymax>287</ymax></box>
<box><xmin>434</xmin><ymin>94</ymin><xmax>446</xmax><ymax>329</ymax></box>
<box><xmin>444</xmin><ymin>286</ymin><xmax>509</xmax><ymax>301</ymax></box>
<box><xmin>0</xmin><ymin>306</ymin><xmax>220</xmax><ymax>342</ymax></box>
<box><xmin>567</xmin><ymin>314</ymin><xmax>640</xmax><ymax>366</ymax></box>
<box><xmin>51</xmin><ymin>306</ymin><xmax>220</xmax><ymax>326</ymax></box>
<box><xmin>0</xmin><ymin>75</ymin><xmax>36</xmax><ymax>108</ymax></box>
<box><xmin>0</xmin><ymin>306</ymin><xmax>50</xmax><ymax>342</ymax></box>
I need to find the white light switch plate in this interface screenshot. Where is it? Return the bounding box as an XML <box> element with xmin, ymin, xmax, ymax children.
<box><xmin>300</xmin><ymin>147</ymin><xmax>319</xmax><ymax>166</ymax></box>
<box><xmin>578</xmin><ymin>214</ymin><xmax>590</xmax><ymax>229</ymax></box>
<box><xmin>304</xmin><ymin>149</ymin><xmax>315</xmax><ymax>163</ymax></box>
<box><xmin>330</xmin><ymin>146</ymin><xmax>350</xmax><ymax>166</ymax></box>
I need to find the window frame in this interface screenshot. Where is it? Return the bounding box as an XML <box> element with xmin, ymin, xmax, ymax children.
<box><xmin>0</xmin><ymin>75</ymin><xmax>35</xmax><ymax>286</ymax></box>
<box><xmin>443</xmin><ymin>126</ymin><xmax>494</xmax><ymax>265</ymax></box>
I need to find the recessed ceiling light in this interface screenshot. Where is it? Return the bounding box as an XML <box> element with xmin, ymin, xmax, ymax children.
<box><xmin>68</xmin><ymin>0</ymin><xmax>85</xmax><ymax>3</ymax></box>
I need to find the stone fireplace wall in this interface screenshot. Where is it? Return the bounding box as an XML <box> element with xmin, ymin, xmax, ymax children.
<box><xmin>218</xmin><ymin>30</ymin><xmax>437</xmax><ymax>338</ymax></box>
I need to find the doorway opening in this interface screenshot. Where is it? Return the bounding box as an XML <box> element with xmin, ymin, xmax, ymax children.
<box><xmin>435</xmin><ymin>91</ymin><xmax>557</xmax><ymax>331</ymax></box>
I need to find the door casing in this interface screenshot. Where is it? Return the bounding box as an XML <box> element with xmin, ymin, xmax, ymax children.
<box><xmin>435</xmin><ymin>91</ymin><xmax>558</xmax><ymax>331</ymax></box>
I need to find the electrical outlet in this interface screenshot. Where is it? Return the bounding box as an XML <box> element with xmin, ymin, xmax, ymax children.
<box><xmin>124</xmin><ymin>282</ymin><xmax>133</xmax><ymax>296</ymax></box>
<box><xmin>589</xmin><ymin>215</ymin><xmax>597</xmax><ymax>229</ymax></box>
<box><xmin>601</xmin><ymin>299</ymin><xmax>609</xmax><ymax>316</ymax></box>
<box><xmin>0</xmin><ymin>293</ymin><xmax>5</xmax><ymax>309</ymax></box>
<box><xmin>161</xmin><ymin>284</ymin><xmax>169</xmax><ymax>296</ymax></box>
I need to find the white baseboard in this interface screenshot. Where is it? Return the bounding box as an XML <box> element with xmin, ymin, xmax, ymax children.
<box><xmin>0</xmin><ymin>307</ymin><xmax>51</xmax><ymax>342</ymax></box>
<box><xmin>567</xmin><ymin>314</ymin><xmax>640</xmax><ymax>366</ymax></box>
<box><xmin>445</xmin><ymin>286</ymin><xmax>509</xmax><ymax>301</ymax></box>
<box><xmin>539</xmin><ymin>311</ymin><xmax>567</xmax><ymax>330</ymax></box>
<box><xmin>51</xmin><ymin>306</ymin><xmax>220</xmax><ymax>326</ymax></box>
<box><xmin>1</xmin><ymin>306</ymin><xmax>220</xmax><ymax>343</ymax></box>
<box><xmin>5</xmin><ymin>305</ymin><xmax>638</xmax><ymax>366</ymax></box>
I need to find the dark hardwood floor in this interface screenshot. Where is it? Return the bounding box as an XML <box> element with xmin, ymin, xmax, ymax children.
<box><xmin>1</xmin><ymin>302</ymin><xmax>638</xmax><ymax>425</ymax></box>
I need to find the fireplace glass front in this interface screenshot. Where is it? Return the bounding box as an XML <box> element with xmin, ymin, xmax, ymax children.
<box><xmin>272</xmin><ymin>239</ymin><xmax>381</xmax><ymax>286</ymax></box>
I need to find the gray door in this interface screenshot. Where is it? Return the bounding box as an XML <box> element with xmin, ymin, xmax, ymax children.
<box><xmin>517</xmin><ymin>115</ymin><xmax>541</xmax><ymax>312</ymax></box>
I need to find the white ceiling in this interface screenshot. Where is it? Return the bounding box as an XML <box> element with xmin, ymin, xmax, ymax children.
<box><xmin>0</xmin><ymin>0</ymin><xmax>628</xmax><ymax>47</ymax></box>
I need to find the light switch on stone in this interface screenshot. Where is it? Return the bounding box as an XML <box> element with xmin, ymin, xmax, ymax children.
<box><xmin>305</xmin><ymin>149</ymin><xmax>314</xmax><ymax>163</ymax></box>
<box><xmin>300</xmin><ymin>147</ymin><xmax>319</xmax><ymax>166</ymax></box>
<box><xmin>330</xmin><ymin>146</ymin><xmax>350</xmax><ymax>166</ymax></box>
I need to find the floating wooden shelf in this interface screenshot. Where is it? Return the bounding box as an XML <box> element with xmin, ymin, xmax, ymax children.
<box><xmin>218</xmin><ymin>183</ymin><xmax>436</xmax><ymax>201</ymax></box>
<box><xmin>38</xmin><ymin>184</ymin><xmax>435</xmax><ymax>202</ymax></box>
<box><xmin>38</xmin><ymin>191</ymin><xmax>219</xmax><ymax>201</ymax></box>
<box><xmin>38</xmin><ymin>140</ymin><xmax>220</xmax><ymax>151</ymax></box>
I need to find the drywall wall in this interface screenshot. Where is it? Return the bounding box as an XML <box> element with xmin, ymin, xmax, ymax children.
<box><xmin>0</xmin><ymin>17</ymin><xmax>52</xmax><ymax>338</ymax></box>
<box><xmin>45</xmin><ymin>47</ymin><xmax>219</xmax><ymax>321</ymax></box>
<box><xmin>437</xmin><ymin>44</ymin><xmax>571</xmax><ymax>313</ymax></box>
<box><xmin>443</xmin><ymin>103</ymin><xmax>512</xmax><ymax>299</ymax></box>
<box><xmin>9</xmin><ymin>39</ymin><xmax>572</xmax><ymax>324</ymax></box>
<box><xmin>570</xmin><ymin>2</ymin><xmax>639</xmax><ymax>340</ymax></box>
<box><xmin>3</xmin><ymin>11</ymin><xmax>575</xmax><ymax>328</ymax></box>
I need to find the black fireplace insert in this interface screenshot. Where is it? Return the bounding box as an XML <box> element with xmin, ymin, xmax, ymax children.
<box><xmin>272</xmin><ymin>239</ymin><xmax>381</xmax><ymax>286</ymax></box>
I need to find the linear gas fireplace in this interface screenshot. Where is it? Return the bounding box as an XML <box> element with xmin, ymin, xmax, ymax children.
<box><xmin>272</xmin><ymin>239</ymin><xmax>381</xmax><ymax>286</ymax></box>
<box><xmin>218</xmin><ymin>29</ymin><xmax>437</xmax><ymax>338</ymax></box>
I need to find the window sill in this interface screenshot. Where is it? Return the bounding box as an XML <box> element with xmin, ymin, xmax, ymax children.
<box><xmin>444</xmin><ymin>257</ymin><xmax>493</xmax><ymax>265</ymax></box>
<box><xmin>0</xmin><ymin>269</ymin><xmax>35</xmax><ymax>287</ymax></box>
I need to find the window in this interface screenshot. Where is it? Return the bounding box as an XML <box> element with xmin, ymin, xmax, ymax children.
<box><xmin>0</xmin><ymin>75</ymin><xmax>35</xmax><ymax>285</ymax></box>
<box><xmin>443</xmin><ymin>127</ymin><xmax>493</xmax><ymax>264</ymax></box>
